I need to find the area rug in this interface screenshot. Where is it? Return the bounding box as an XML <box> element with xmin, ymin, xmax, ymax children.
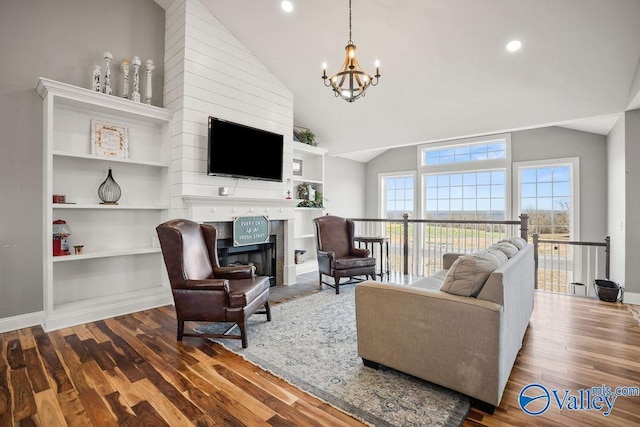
<box><xmin>197</xmin><ymin>287</ymin><xmax>470</xmax><ymax>426</ymax></box>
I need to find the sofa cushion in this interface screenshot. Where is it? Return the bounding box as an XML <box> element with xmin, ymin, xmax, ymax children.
<box><xmin>481</xmin><ymin>248</ymin><xmax>508</xmax><ymax>265</ymax></box>
<box><xmin>490</xmin><ymin>242</ymin><xmax>519</xmax><ymax>258</ymax></box>
<box><xmin>440</xmin><ymin>252</ymin><xmax>501</xmax><ymax>297</ymax></box>
<box><xmin>499</xmin><ymin>236</ymin><xmax>527</xmax><ymax>250</ymax></box>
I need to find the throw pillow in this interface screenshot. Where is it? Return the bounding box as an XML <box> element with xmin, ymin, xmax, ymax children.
<box><xmin>440</xmin><ymin>252</ymin><xmax>501</xmax><ymax>297</ymax></box>
<box><xmin>490</xmin><ymin>242</ymin><xmax>519</xmax><ymax>258</ymax></box>
<box><xmin>499</xmin><ymin>236</ymin><xmax>527</xmax><ymax>250</ymax></box>
<box><xmin>481</xmin><ymin>248</ymin><xmax>508</xmax><ymax>265</ymax></box>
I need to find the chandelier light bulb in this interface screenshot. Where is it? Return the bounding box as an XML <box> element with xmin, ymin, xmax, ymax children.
<box><xmin>375</xmin><ymin>59</ymin><xmax>380</xmax><ymax>67</ymax></box>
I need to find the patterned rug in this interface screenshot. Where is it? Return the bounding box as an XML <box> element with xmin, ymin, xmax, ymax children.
<box><xmin>197</xmin><ymin>286</ymin><xmax>470</xmax><ymax>426</ymax></box>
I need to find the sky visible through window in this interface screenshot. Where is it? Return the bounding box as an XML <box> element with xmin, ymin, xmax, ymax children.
<box><xmin>384</xmin><ymin>175</ymin><xmax>414</xmax><ymax>219</ymax></box>
<box><xmin>520</xmin><ymin>166</ymin><xmax>571</xmax><ymax>238</ymax></box>
<box><xmin>423</xmin><ymin>141</ymin><xmax>506</xmax><ymax>165</ymax></box>
<box><xmin>423</xmin><ymin>170</ymin><xmax>506</xmax><ymax>220</ymax></box>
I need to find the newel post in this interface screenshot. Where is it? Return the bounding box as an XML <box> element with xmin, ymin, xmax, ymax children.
<box><xmin>532</xmin><ymin>232</ymin><xmax>539</xmax><ymax>289</ymax></box>
<box><xmin>403</xmin><ymin>213</ymin><xmax>409</xmax><ymax>275</ymax></box>
<box><xmin>520</xmin><ymin>213</ymin><xmax>529</xmax><ymax>241</ymax></box>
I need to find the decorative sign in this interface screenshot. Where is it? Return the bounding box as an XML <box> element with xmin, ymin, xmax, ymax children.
<box><xmin>91</xmin><ymin>120</ymin><xmax>129</xmax><ymax>159</ymax></box>
<box><xmin>233</xmin><ymin>216</ymin><xmax>269</xmax><ymax>246</ymax></box>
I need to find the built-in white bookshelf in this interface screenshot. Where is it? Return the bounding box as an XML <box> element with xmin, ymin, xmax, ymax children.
<box><xmin>292</xmin><ymin>141</ymin><xmax>327</xmax><ymax>275</ymax></box>
<box><xmin>36</xmin><ymin>77</ymin><xmax>173</xmax><ymax>331</ymax></box>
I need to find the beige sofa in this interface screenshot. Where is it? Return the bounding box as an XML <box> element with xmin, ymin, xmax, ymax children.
<box><xmin>355</xmin><ymin>243</ymin><xmax>534</xmax><ymax>410</ymax></box>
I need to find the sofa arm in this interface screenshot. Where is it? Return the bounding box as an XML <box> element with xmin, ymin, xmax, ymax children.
<box><xmin>442</xmin><ymin>252</ymin><xmax>467</xmax><ymax>269</ymax></box>
<box><xmin>184</xmin><ymin>279</ymin><xmax>229</xmax><ymax>292</ymax></box>
<box><xmin>355</xmin><ymin>281</ymin><xmax>504</xmax><ymax>406</ymax></box>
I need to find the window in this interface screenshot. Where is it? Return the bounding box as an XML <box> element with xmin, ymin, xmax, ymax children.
<box><xmin>421</xmin><ymin>140</ymin><xmax>506</xmax><ymax>166</ymax></box>
<box><xmin>380</xmin><ymin>173</ymin><xmax>415</xmax><ymax>219</ymax></box>
<box><xmin>423</xmin><ymin>170</ymin><xmax>506</xmax><ymax>220</ymax></box>
<box><xmin>418</xmin><ymin>134</ymin><xmax>511</xmax><ymax>221</ymax></box>
<box><xmin>515</xmin><ymin>159</ymin><xmax>578</xmax><ymax>239</ymax></box>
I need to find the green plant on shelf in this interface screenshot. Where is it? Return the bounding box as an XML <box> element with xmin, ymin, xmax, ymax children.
<box><xmin>296</xmin><ymin>182</ymin><xmax>325</xmax><ymax>208</ymax></box>
<box><xmin>294</xmin><ymin>127</ymin><xmax>317</xmax><ymax>146</ymax></box>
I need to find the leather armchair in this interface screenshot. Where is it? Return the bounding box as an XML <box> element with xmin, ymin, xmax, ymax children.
<box><xmin>313</xmin><ymin>215</ymin><xmax>376</xmax><ymax>294</ymax></box>
<box><xmin>156</xmin><ymin>219</ymin><xmax>271</xmax><ymax>348</ymax></box>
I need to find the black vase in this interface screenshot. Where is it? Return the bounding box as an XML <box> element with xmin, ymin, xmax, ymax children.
<box><xmin>98</xmin><ymin>168</ymin><xmax>121</xmax><ymax>204</ymax></box>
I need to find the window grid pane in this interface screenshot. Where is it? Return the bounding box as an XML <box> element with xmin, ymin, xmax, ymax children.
<box><xmin>520</xmin><ymin>166</ymin><xmax>571</xmax><ymax>239</ymax></box>
<box><xmin>383</xmin><ymin>175</ymin><xmax>415</xmax><ymax>219</ymax></box>
<box><xmin>423</xmin><ymin>140</ymin><xmax>506</xmax><ymax>166</ymax></box>
<box><xmin>423</xmin><ymin>170</ymin><xmax>506</xmax><ymax>220</ymax></box>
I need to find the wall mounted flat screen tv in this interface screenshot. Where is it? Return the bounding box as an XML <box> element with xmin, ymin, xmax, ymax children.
<box><xmin>207</xmin><ymin>117</ymin><xmax>284</xmax><ymax>182</ymax></box>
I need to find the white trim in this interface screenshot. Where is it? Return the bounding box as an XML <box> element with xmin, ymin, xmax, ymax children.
<box><xmin>623</xmin><ymin>291</ymin><xmax>640</xmax><ymax>305</ymax></box>
<box><xmin>43</xmin><ymin>290</ymin><xmax>173</xmax><ymax>332</ymax></box>
<box><xmin>378</xmin><ymin>170</ymin><xmax>418</xmax><ymax>218</ymax></box>
<box><xmin>0</xmin><ymin>311</ymin><xmax>44</xmax><ymax>334</ymax></box>
<box><xmin>513</xmin><ymin>157</ymin><xmax>580</xmax><ymax>240</ymax></box>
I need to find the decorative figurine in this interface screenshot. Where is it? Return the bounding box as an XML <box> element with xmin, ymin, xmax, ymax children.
<box><xmin>91</xmin><ymin>65</ymin><xmax>101</xmax><ymax>92</ymax></box>
<box><xmin>120</xmin><ymin>59</ymin><xmax>130</xmax><ymax>98</ymax></box>
<box><xmin>131</xmin><ymin>56</ymin><xmax>141</xmax><ymax>102</ymax></box>
<box><xmin>144</xmin><ymin>59</ymin><xmax>154</xmax><ymax>105</ymax></box>
<box><xmin>103</xmin><ymin>51</ymin><xmax>113</xmax><ymax>95</ymax></box>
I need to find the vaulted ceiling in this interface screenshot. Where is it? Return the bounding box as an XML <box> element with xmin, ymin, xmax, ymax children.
<box><xmin>187</xmin><ymin>0</ymin><xmax>640</xmax><ymax>161</ymax></box>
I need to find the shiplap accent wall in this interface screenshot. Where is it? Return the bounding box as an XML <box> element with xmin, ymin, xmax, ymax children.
<box><xmin>164</xmin><ymin>0</ymin><xmax>294</xmax><ymax>218</ymax></box>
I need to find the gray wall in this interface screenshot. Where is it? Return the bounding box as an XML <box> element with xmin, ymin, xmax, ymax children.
<box><xmin>511</xmin><ymin>127</ymin><xmax>608</xmax><ymax>241</ymax></box>
<box><xmin>364</xmin><ymin>146</ymin><xmax>417</xmax><ymax>217</ymax></box>
<box><xmin>0</xmin><ymin>0</ymin><xmax>164</xmax><ymax>319</ymax></box>
<box><xmin>364</xmin><ymin>127</ymin><xmax>608</xmax><ymax>240</ymax></box>
<box><xmin>624</xmin><ymin>110</ymin><xmax>640</xmax><ymax>294</ymax></box>
<box><xmin>606</xmin><ymin>116</ymin><xmax>626</xmax><ymax>286</ymax></box>
<box><xmin>324</xmin><ymin>156</ymin><xmax>366</xmax><ymax>218</ymax></box>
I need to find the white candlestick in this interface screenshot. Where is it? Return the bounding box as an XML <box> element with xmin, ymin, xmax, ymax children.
<box><xmin>120</xmin><ymin>59</ymin><xmax>130</xmax><ymax>98</ymax></box>
<box><xmin>91</xmin><ymin>65</ymin><xmax>101</xmax><ymax>92</ymax></box>
<box><xmin>103</xmin><ymin>51</ymin><xmax>113</xmax><ymax>95</ymax></box>
<box><xmin>144</xmin><ymin>59</ymin><xmax>155</xmax><ymax>105</ymax></box>
<box><xmin>131</xmin><ymin>56</ymin><xmax>141</xmax><ymax>102</ymax></box>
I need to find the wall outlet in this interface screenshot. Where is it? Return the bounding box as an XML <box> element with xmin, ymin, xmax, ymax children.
<box><xmin>218</xmin><ymin>187</ymin><xmax>229</xmax><ymax>196</ymax></box>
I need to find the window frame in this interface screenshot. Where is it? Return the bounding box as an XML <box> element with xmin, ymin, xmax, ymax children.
<box><xmin>378</xmin><ymin>171</ymin><xmax>418</xmax><ymax>219</ymax></box>
<box><xmin>417</xmin><ymin>134</ymin><xmax>512</xmax><ymax>220</ymax></box>
<box><xmin>513</xmin><ymin>157</ymin><xmax>580</xmax><ymax>240</ymax></box>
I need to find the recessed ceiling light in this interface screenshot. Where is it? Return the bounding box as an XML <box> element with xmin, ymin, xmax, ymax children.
<box><xmin>281</xmin><ymin>1</ymin><xmax>293</xmax><ymax>12</ymax></box>
<box><xmin>506</xmin><ymin>40</ymin><xmax>522</xmax><ymax>52</ymax></box>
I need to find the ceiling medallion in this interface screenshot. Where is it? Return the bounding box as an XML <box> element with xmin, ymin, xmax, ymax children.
<box><xmin>322</xmin><ymin>0</ymin><xmax>380</xmax><ymax>102</ymax></box>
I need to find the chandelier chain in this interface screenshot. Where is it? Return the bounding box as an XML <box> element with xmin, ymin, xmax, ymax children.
<box><xmin>348</xmin><ymin>0</ymin><xmax>352</xmax><ymax>44</ymax></box>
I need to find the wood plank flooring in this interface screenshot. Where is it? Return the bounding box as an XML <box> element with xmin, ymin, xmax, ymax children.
<box><xmin>1</xmin><ymin>291</ymin><xmax>639</xmax><ymax>426</ymax></box>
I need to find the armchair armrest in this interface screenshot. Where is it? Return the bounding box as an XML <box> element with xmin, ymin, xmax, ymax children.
<box><xmin>317</xmin><ymin>250</ymin><xmax>336</xmax><ymax>260</ymax></box>
<box><xmin>184</xmin><ymin>279</ymin><xmax>229</xmax><ymax>292</ymax></box>
<box><xmin>351</xmin><ymin>247</ymin><xmax>370</xmax><ymax>258</ymax></box>
<box><xmin>213</xmin><ymin>265</ymin><xmax>256</xmax><ymax>280</ymax></box>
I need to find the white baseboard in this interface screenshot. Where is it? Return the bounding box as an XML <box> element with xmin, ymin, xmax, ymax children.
<box><xmin>0</xmin><ymin>311</ymin><xmax>44</xmax><ymax>334</ymax></box>
<box><xmin>43</xmin><ymin>293</ymin><xmax>173</xmax><ymax>332</ymax></box>
<box><xmin>623</xmin><ymin>291</ymin><xmax>640</xmax><ymax>305</ymax></box>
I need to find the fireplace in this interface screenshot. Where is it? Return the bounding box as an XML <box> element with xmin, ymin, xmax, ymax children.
<box><xmin>216</xmin><ymin>235</ymin><xmax>277</xmax><ymax>287</ymax></box>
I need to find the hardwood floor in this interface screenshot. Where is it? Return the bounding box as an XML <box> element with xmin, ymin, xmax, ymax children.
<box><xmin>1</xmin><ymin>289</ymin><xmax>639</xmax><ymax>426</ymax></box>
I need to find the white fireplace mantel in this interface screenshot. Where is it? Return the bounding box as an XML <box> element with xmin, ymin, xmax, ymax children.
<box><xmin>182</xmin><ymin>195</ymin><xmax>297</xmax><ymax>222</ymax></box>
<box><xmin>181</xmin><ymin>194</ymin><xmax>298</xmax><ymax>285</ymax></box>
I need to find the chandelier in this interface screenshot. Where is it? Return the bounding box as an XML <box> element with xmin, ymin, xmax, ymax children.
<box><xmin>322</xmin><ymin>0</ymin><xmax>380</xmax><ymax>102</ymax></box>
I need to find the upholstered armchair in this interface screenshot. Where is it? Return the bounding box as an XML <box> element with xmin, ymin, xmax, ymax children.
<box><xmin>313</xmin><ymin>215</ymin><xmax>377</xmax><ymax>294</ymax></box>
<box><xmin>156</xmin><ymin>219</ymin><xmax>271</xmax><ymax>348</ymax></box>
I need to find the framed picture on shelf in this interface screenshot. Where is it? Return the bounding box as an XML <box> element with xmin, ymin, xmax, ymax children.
<box><xmin>293</xmin><ymin>159</ymin><xmax>303</xmax><ymax>176</ymax></box>
<box><xmin>91</xmin><ymin>120</ymin><xmax>129</xmax><ymax>159</ymax></box>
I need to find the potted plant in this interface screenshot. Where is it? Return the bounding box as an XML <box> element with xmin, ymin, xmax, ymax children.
<box><xmin>294</xmin><ymin>127</ymin><xmax>317</xmax><ymax>146</ymax></box>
